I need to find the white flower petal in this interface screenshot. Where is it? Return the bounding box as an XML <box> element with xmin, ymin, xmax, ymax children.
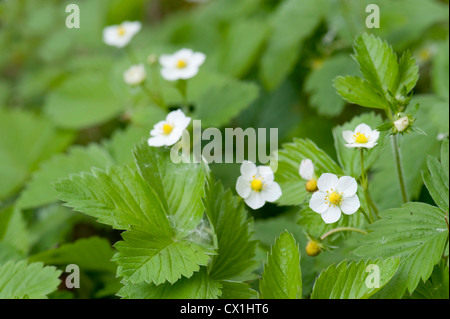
<box><xmin>321</xmin><ymin>206</ymin><xmax>342</xmax><ymax>224</ymax></box>
<box><xmin>261</xmin><ymin>182</ymin><xmax>282</xmax><ymax>202</ymax></box>
<box><xmin>177</xmin><ymin>67</ymin><xmax>200</xmax><ymax>80</ymax></box>
<box><xmin>309</xmin><ymin>191</ymin><xmax>328</xmax><ymax>214</ymax></box>
<box><xmin>123</xmin><ymin>21</ymin><xmax>141</xmax><ymax>36</ymax></box>
<box><xmin>342</xmin><ymin>130</ymin><xmax>354</xmax><ymax>144</ymax></box>
<box><xmin>244</xmin><ymin>191</ymin><xmax>266</xmax><ymax>210</ymax></box>
<box><xmin>299</xmin><ymin>159</ymin><xmax>314</xmax><ymax>180</ymax></box>
<box><xmin>317</xmin><ymin>173</ymin><xmax>338</xmax><ymax>192</ymax></box>
<box><xmin>236</xmin><ymin>176</ymin><xmax>251</xmax><ymax>199</ymax></box>
<box><xmin>166</xmin><ymin>109</ymin><xmax>191</xmax><ymax>128</ymax></box>
<box><xmin>161</xmin><ymin>68</ymin><xmax>181</xmax><ymax>81</ymax></box>
<box><xmin>257</xmin><ymin>166</ymin><xmax>274</xmax><ymax>183</ymax></box>
<box><xmin>191</xmin><ymin>52</ymin><xmax>206</xmax><ymax>67</ymax></box>
<box><xmin>159</xmin><ymin>54</ymin><xmax>176</xmax><ymax>68</ymax></box>
<box><xmin>240</xmin><ymin>161</ymin><xmax>257</xmax><ymax>179</ymax></box>
<box><xmin>337</xmin><ymin>176</ymin><xmax>358</xmax><ymax>197</ymax></box>
<box><xmin>368</xmin><ymin>130</ymin><xmax>380</xmax><ymax>144</ymax></box>
<box><xmin>340</xmin><ymin>194</ymin><xmax>360</xmax><ymax>215</ymax></box>
<box><xmin>148</xmin><ymin>136</ymin><xmax>168</xmax><ymax>147</ymax></box>
<box><xmin>355</xmin><ymin>123</ymin><xmax>373</xmax><ymax>136</ymax></box>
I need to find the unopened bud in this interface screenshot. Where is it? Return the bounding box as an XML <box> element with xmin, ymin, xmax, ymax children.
<box><xmin>394</xmin><ymin>116</ymin><xmax>410</xmax><ymax>133</ymax></box>
<box><xmin>305</xmin><ymin>179</ymin><xmax>318</xmax><ymax>193</ymax></box>
<box><xmin>306</xmin><ymin>240</ymin><xmax>322</xmax><ymax>257</ymax></box>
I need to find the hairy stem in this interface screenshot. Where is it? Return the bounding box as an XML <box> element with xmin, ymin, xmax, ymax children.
<box><xmin>360</xmin><ymin>149</ymin><xmax>377</xmax><ymax>222</ymax></box>
<box><xmin>320</xmin><ymin>227</ymin><xmax>368</xmax><ymax>241</ymax></box>
<box><xmin>391</xmin><ymin>134</ymin><xmax>408</xmax><ymax>203</ymax></box>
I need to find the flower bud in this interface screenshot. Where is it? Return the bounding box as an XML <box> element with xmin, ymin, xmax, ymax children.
<box><xmin>123</xmin><ymin>64</ymin><xmax>146</xmax><ymax>86</ymax></box>
<box><xmin>306</xmin><ymin>240</ymin><xmax>322</xmax><ymax>257</ymax></box>
<box><xmin>147</xmin><ymin>54</ymin><xmax>158</xmax><ymax>65</ymax></box>
<box><xmin>394</xmin><ymin>116</ymin><xmax>410</xmax><ymax>133</ymax></box>
<box><xmin>305</xmin><ymin>179</ymin><xmax>318</xmax><ymax>193</ymax></box>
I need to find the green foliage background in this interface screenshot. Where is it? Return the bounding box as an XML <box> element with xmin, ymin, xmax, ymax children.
<box><xmin>0</xmin><ymin>0</ymin><xmax>448</xmax><ymax>299</ymax></box>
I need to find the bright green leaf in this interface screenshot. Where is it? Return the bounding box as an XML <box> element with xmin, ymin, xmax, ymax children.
<box><xmin>259</xmin><ymin>231</ymin><xmax>302</xmax><ymax>299</ymax></box>
<box><xmin>310</xmin><ymin>258</ymin><xmax>400</xmax><ymax>299</ymax></box>
<box><xmin>0</xmin><ymin>261</ymin><xmax>61</xmax><ymax>299</ymax></box>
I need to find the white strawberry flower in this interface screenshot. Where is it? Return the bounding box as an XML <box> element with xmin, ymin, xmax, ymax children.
<box><xmin>103</xmin><ymin>21</ymin><xmax>141</xmax><ymax>48</ymax></box>
<box><xmin>148</xmin><ymin>110</ymin><xmax>191</xmax><ymax>147</ymax></box>
<box><xmin>236</xmin><ymin>161</ymin><xmax>282</xmax><ymax>210</ymax></box>
<box><xmin>299</xmin><ymin>159</ymin><xmax>318</xmax><ymax>192</ymax></box>
<box><xmin>159</xmin><ymin>49</ymin><xmax>206</xmax><ymax>81</ymax></box>
<box><xmin>309</xmin><ymin>173</ymin><xmax>360</xmax><ymax>224</ymax></box>
<box><xmin>342</xmin><ymin>123</ymin><xmax>380</xmax><ymax>149</ymax></box>
<box><xmin>123</xmin><ymin>64</ymin><xmax>146</xmax><ymax>86</ymax></box>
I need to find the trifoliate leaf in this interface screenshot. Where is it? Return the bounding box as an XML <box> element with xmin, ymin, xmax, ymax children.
<box><xmin>117</xmin><ymin>267</ymin><xmax>222</xmax><ymax>299</ymax></box>
<box><xmin>260</xmin><ymin>0</ymin><xmax>329</xmax><ymax>90</ymax></box>
<box><xmin>0</xmin><ymin>261</ymin><xmax>61</xmax><ymax>299</ymax></box>
<box><xmin>18</xmin><ymin>144</ymin><xmax>115</xmax><ymax>209</ymax></box>
<box><xmin>353</xmin><ymin>202</ymin><xmax>449</xmax><ymax>298</ymax></box>
<box><xmin>259</xmin><ymin>231</ymin><xmax>302</xmax><ymax>299</ymax></box>
<box><xmin>310</xmin><ymin>258</ymin><xmax>400</xmax><ymax>299</ymax></box>
<box><xmin>55</xmin><ymin>144</ymin><xmax>214</xmax><ymax>285</ymax></box>
<box><xmin>273</xmin><ymin>138</ymin><xmax>344</xmax><ymax>206</ymax></box>
<box><xmin>0</xmin><ymin>109</ymin><xmax>73</xmax><ymax>200</ymax></box>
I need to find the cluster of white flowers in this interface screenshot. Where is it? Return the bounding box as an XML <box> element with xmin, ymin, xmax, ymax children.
<box><xmin>104</xmin><ymin>22</ymin><xmax>384</xmax><ymax>221</ymax></box>
<box><xmin>103</xmin><ymin>22</ymin><xmax>206</xmax><ymax>87</ymax></box>
<box><xmin>304</xmin><ymin>123</ymin><xmax>380</xmax><ymax>224</ymax></box>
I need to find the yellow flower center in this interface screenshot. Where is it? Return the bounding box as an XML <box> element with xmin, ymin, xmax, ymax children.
<box><xmin>162</xmin><ymin>123</ymin><xmax>174</xmax><ymax>135</ymax></box>
<box><xmin>326</xmin><ymin>190</ymin><xmax>343</xmax><ymax>207</ymax></box>
<box><xmin>305</xmin><ymin>179</ymin><xmax>318</xmax><ymax>193</ymax></box>
<box><xmin>354</xmin><ymin>132</ymin><xmax>369</xmax><ymax>144</ymax></box>
<box><xmin>117</xmin><ymin>26</ymin><xmax>126</xmax><ymax>37</ymax></box>
<box><xmin>176</xmin><ymin>59</ymin><xmax>187</xmax><ymax>69</ymax></box>
<box><xmin>250</xmin><ymin>178</ymin><xmax>264</xmax><ymax>192</ymax></box>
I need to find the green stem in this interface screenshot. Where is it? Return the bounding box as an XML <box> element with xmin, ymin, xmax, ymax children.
<box><xmin>176</xmin><ymin>80</ymin><xmax>189</xmax><ymax>113</ymax></box>
<box><xmin>360</xmin><ymin>149</ymin><xmax>375</xmax><ymax>223</ymax></box>
<box><xmin>391</xmin><ymin>134</ymin><xmax>408</xmax><ymax>203</ymax></box>
<box><xmin>320</xmin><ymin>227</ymin><xmax>368</xmax><ymax>241</ymax></box>
<box><xmin>140</xmin><ymin>84</ymin><xmax>166</xmax><ymax>111</ymax></box>
<box><xmin>125</xmin><ymin>46</ymin><xmax>138</xmax><ymax>64</ymax></box>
